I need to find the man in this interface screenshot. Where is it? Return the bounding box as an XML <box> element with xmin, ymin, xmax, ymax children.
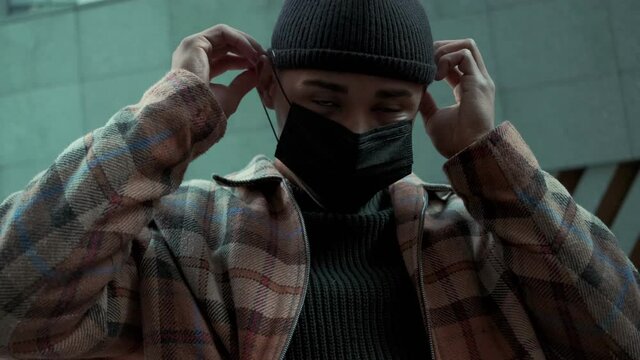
<box><xmin>0</xmin><ymin>0</ymin><xmax>638</xmax><ymax>359</ymax></box>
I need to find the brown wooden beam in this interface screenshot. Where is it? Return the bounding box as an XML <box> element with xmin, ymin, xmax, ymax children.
<box><xmin>556</xmin><ymin>168</ymin><xmax>585</xmax><ymax>195</ymax></box>
<box><xmin>596</xmin><ymin>161</ymin><xmax>640</xmax><ymax>227</ymax></box>
<box><xmin>631</xmin><ymin>234</ymin><xmax>640</xmax><ymax>269</ymax></box>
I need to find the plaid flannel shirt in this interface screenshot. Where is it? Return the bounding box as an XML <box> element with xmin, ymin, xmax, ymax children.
<box><xmin>1</xmin><ymin>69</ymin><xmax>638</xmax><ymax>359</ymax></box>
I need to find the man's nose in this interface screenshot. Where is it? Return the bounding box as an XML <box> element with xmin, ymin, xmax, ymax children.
<box><xmin>339</xmin><ymin>110</ymin><xmax>372</xmax><ymax>134</ymax></box>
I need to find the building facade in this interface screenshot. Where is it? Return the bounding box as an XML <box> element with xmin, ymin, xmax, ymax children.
<box><xmin>0</xmin><ymin>0</ymin><xmax>638</xmax><ymax>262</ymax></box>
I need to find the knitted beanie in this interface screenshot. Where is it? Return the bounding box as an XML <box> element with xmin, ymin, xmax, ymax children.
<box><xmin>270</xmin><ymin>0</ymin><xmax>437</xmax><ymax>85</ymax></box>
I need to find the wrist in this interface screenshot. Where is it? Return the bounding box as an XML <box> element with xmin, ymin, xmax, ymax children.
<box><xmin>449</xmin><ymin>127</ymin><xmax>495</xmax><ymax>159</ymax></box>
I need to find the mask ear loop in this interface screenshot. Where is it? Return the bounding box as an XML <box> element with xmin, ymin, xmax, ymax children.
<box><xmin>260</xmin><ymin>96</ymin><xmax>280</xmax><ymax>142</ymax></box>
<box><xmin>261</xmin><ymin>51</ymin><xmax>326</xmax><ymax>209</ymax></box>
<box><xmin>259</xmin><ymin>50</ymin><xmax>291</xmax><ymax>142</ymax></box>
<box><xmin>270</xmin><ymin>50</ymin><xmax>291</xmax><ymax>105</ymax></box>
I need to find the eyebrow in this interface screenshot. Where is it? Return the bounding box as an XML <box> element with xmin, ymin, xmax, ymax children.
<box><xmin>374</xmin><ymin>88</ymin><xmax>413</xmax><ymax>99</ymax></box>
<box><xmin>302</xmin><ymin>79</ymin><xmax>413</xmax><ymax>99</ymax></box>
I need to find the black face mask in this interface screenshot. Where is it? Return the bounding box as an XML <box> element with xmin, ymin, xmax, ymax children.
<box><xmin>261</xmin><ymin>63</ymin><xmax>414</xmax><ymax>211</ymax></box>
<box><xmin>275</xmin><ymin>103</ymin><xmax>413</xmax><ymax>211</ymax></box>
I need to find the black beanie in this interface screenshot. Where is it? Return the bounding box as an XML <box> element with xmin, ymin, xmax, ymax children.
<box><xmin>270</xmin><ymin>0</ymin><xmax>437</xmax><ymax>85</ymax></box>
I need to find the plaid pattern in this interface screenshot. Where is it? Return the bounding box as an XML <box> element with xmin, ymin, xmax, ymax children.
<box><xmin>1</xmin><ymin>69</ymin><xmax>638</xmax><ymax>359</ymax></box>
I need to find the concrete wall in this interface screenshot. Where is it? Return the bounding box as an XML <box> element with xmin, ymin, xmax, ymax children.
<box><xmin>0</xmin><ymin>0</ymin><xmax>638</xmax><ymax>243</ymax></box>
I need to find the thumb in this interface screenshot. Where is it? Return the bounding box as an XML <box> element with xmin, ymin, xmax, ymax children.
<box><xmin>210</xmin><ymin>69</ymin><xmax>257</xmax><ymax>117</ymax></box>
<box><xmin>419</xmin><ymin>90</ymin><xmax>438</xmax><ymax>124</ymax></box>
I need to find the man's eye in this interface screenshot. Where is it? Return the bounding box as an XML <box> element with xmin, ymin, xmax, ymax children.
<box><xmin>312</xmin><ymin>100</ymin><xmax>339</xmax><ymax>108</ymax></box>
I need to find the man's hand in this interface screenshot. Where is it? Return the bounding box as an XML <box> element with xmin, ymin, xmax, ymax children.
<box><xmin>171</xmin><ymin>24</ymin><xmax>264</xmax><ymax>118</ymax></box>
<box><xmin>419</xmin><ymin>39</ymin><xmax>496</xmax><ymax>158</ymax></box>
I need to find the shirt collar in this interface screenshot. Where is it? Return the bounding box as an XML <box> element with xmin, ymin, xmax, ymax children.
<box><xmin>212</xmin><ymin>155</ymin><xmax>452</xmax><ymax>202</ymax></box>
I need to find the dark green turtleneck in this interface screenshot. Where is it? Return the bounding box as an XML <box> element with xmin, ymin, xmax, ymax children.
<box><xmin>284</xmin><ymin>185</ymin><xmax>431</xmax><ymax>359</ymax></box>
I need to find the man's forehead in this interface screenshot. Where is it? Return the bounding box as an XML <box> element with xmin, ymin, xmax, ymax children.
<box><xmin>283</xmin><ymin>69</ymin><xmax>423</xmax><ymax>94</ymax></box>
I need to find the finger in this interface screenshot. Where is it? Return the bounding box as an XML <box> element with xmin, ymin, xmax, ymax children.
<box><xmin>435</xmin><ymin>39</ymin><xmax>487</xmax><ymax>75</ymax></box>
<box><xmin>236</xmin><ymin>29</ymin><xmax>266</xmax><ymax>56</ymax></box>
<box><xmin>201</xmin><ymin>25</ymin><xmax>259</xmax><ymax>65</ymax></box>
<box><xmin>179</xmin><ymin>34</ymin><xmax>231</xmax><ymax>60</ymax></box>
<box><xmin>209</xmin><ymin>54</ymin><xmax>253</xmax><ymax>78</ymax></box>
<box><xmin>419</xmin><ymin>90</ymin><xmax>439</xmax><ymax>122</ymax></box>
<box><xmin>434</xmin><ymin>39</ymin><xmax>489</xmax><ymax>77</ymax></box>
<box><xmin>433</xmin><ymin>40</ymin><xmax>452</xmax><ymax>50</ymax></box>
<box><xmin>211</xmin><ymin>70</ymin><xmax>257</xmax><ymax>116</ymax></box>
<box><xmin>228</xmin><ymin>69</ymin><xmax>257</xmax><ymax>98</ymax></box>
<box><xmin>442</xmin><ymin>66</ymin><xmax>462</xmax><ymax>89</ymax></box>
<box><xmin>436</xmin><ymin>49</ymin><xmax>481</xmax><ymax>80</ymax></box>
<box><xmin>210</xmin><ymin>43</ymin><xmax>231</xmax><ymax>58</ymax></box>
<box><xmin>210</xmin><ymin>47</ymin><xmax>254</xmax><ymax>64</ymax></box>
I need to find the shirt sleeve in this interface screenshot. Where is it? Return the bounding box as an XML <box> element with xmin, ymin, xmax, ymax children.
<box><xmin>0</xmin><ymin>69</ymin><xmax>227</xmax><ymax>358</ymax></box>
<box><xmin>443</xmin><ymin>121</ymin><xmax>640</xmax><ymax>358</ymax></box>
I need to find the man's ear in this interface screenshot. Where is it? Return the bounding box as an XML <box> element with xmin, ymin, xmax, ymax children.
<box><xmin>257</xmin><ymin>55</ymin><xmax>276</xmax><ymax>109</ymax></box>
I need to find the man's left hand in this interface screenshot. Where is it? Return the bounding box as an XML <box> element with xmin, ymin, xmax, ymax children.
<box><xmin>420</xmin><ymin>39</ymin><xmax>496</xmax><ymax>158</ymax></box>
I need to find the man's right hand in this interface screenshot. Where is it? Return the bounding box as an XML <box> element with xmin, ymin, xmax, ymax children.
<box><xmin>171</xmin><ymin>24</ymin><xmax>264</xmax><ymax>118</ymax></box>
